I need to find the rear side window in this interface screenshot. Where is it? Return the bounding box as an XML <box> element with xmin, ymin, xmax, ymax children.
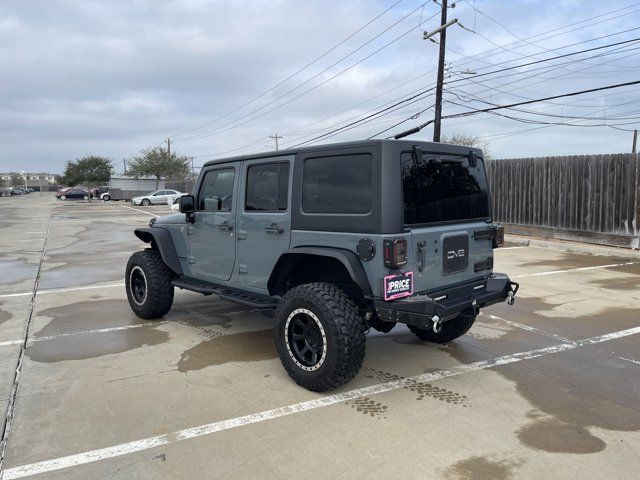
<box><xmin>302</xmin><ymin>154</ymin><xmax>372</xmax><ymax>214</ymax></box>
<box><xmin>401</xmin><ymin>152</ymin><xmax>490</xmax><ymax>225</ymax></box>
<box><xmin>245</xmin><ymin>162</ymin><xmax>289</xmax><ymax>211</ymax></box>
<box><xmin>198</xmin><ymin>168</ymin><xmax>235</xmax><ymax>211</ymax></box>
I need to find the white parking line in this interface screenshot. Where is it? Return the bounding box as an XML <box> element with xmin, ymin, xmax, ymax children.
<box><xmin>481</xmin><ymin>313</ymin><xmax>576</xmax><ymax>345</ymax></box>
<box><xmin>498</xmin><ymin>246</ymin><xmax>528</xmax><ymax>250</ymax></box>
<box><xmin>619</xmin><ymin>356</ymin><xmax>640</xmax><ymax>366</ymax></box>
<box><xmin>4</xmin><ymin>325</ymin><xmax>640</xmax><ymax>480</ymax></box>
<box><xmin>119</xmin><ymin>205</ymin><xmax>159</xmax><ymax>217</ymax></box>
<box><xmin>513</xmin><ymin>261</ymin><xmax>638</xmax><ymax>278</ymax></box>
<box><xmin>0</xmin><ymin>283</ymin><xmax>125</xmax><ymax>299</ymax></box>
<box><xmin>0</xmin><ymin>323</ymin><xmax>160</xmax><ymax>349</ymax></box>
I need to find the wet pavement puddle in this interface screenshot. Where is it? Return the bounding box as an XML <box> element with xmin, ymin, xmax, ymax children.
<box><xmin>177</xmin><ymin>328</ymin><xmax>275</xmax><ymax>372</ymax></box>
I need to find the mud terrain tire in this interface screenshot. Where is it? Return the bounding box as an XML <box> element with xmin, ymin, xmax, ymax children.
<box><xmin>125</xmin><ymin>249</ymin><xmax>174</xmax><ymax>320</ymax></box>
<box><xmin>275</xmin><ymin>283</ymin><xmax>366</xmax><ymax>392</ymax></box>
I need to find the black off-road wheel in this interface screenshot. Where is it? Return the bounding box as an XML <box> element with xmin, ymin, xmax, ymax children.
<box><xmin>409</xmin><ymin>310</ymin><xmax>477</xmax><ymax>343</ymax></box>
<box><xmin>125</xmin><ymin>249</ymin><xmax>174</xmax><ymax>320</ymax></box>
<box><xmin>275</xmin><ymin>283</ymin><xmax>366</xmax><ymax>392</ymax></box>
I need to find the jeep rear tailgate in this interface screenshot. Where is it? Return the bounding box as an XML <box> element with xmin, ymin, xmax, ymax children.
<box><xmin>400</xmin><ymin>149</ymin><xmax>494</xmax><ymax>293</ymax></box>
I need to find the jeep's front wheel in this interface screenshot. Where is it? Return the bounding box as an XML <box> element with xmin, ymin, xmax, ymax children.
<box><xmin>275</xmin><ymin>283</ymin><xmax>365</xmax><ymax>392</ymax></box>
<box><xmin>408</xmin><ymin>310</ymin><xmax>477</xmax><ymax>344</ymax></box>
<box><xmin>125</xmin><ymin>250</ymin><xmax>174</xmax><ymax>319</ymax></box>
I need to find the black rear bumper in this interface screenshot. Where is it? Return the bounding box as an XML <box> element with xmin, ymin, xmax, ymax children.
<box><xmin>374</xmin><ymin>273</ymin><xmax>518</xmax><ymax>329</ymax></box>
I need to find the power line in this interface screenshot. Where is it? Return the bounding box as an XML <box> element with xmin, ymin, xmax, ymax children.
<box><xmin>169</xmin><ymin>0</ymin><xmax>405</xmax><ymax>139</ymax></box>
<box><xmin>175</xmin><ymin>4</ymin><xmax>438</xmax><ymax>142</ymax></box>
<box><xmin>391</xmin><ymin>79</ymin><xmax>640</xmax><ymax>138</ymax></box>
<box><xmin>193</xmin><ymin>6</ymin><xmax>640</xmax><ymax>154</ymax></box>
<box><xmin>187</xmin><ymin>5</ymin><xmax>640</xmax><ymax>157</ymax></box>
<box><xmin>291</xmin><ymin>38</ymin><xmax>640</xmax><ymax>146</ymax></box>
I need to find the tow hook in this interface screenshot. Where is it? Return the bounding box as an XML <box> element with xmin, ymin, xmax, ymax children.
<box><xmin>507</xmin><ymin>291</ymin><xmax>515</xmax><ymax>306</ymax></box>
<box><xmin>432</xmin><ymin>315</ymin><xmax>442</xmax><ymax>334</ymax></box>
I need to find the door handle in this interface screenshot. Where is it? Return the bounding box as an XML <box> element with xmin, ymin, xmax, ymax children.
<box><xmin>264</xmin><ymin>223</ymin><xmax>284</xmax><ymax>234</ymax></box>
<box><xmin>218</xmin><ymin>221</ymin><xmax>234</xmax><ymax>231</ymax></box>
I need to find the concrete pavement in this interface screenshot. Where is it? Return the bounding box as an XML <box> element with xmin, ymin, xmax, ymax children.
<box><xmin>1</xmin><ymin>193</ymin><xmax>639</xmax><ymax>479</ymax></box>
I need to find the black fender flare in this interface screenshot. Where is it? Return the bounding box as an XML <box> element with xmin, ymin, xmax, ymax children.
<box><xmin>134</xmin><ymin>227</ymin><xmax>183</xmax><ymax>275</ymax></box>
<box><xmin>267</xmin><ymin>247</ymin><xmax>372</xmax><ymax>298</ymax></box>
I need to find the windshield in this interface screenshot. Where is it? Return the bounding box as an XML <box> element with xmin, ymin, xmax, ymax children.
<box><xmin>401</xmin><ymin>151</ymin><xmax>490</xmax><ymax>225</ymax></box>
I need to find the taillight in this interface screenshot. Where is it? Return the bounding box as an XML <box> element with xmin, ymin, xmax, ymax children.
<box><xmin>383</xmin><ymin>238</ymin><xmax>407</xmax><ymax>268</ymax></box>
<box><xmin>493</xmin><ymin>225</ymin><xmax>504</xmax><ymax>248</ymax></box>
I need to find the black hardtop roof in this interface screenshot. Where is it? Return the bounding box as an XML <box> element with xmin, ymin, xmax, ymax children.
<box><xmin>202</xmin><ymin>139</ymin><xmax>483</xmax><ymax>167</ymax></box>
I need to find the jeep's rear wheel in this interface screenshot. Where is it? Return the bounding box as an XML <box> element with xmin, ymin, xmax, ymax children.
<box><xmin>125</xmin><ymin>249</ymin><xmax>174</xmax><ymax>319</ymax></box>
<box><xmin>408</xmin><ymin>310</ymin><xmax>477</xmax><ymax>344</ymax></box>
<box><xmin>275</xmin><ymin>283</ymin><xmax>365</xmax><ymax>392</ymax></box>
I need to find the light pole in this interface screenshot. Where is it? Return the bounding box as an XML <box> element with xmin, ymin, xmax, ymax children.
<box><xmin>20</xmin><ymin>171</ymin><xmax>27</xmax><ymax>189</ymax></box>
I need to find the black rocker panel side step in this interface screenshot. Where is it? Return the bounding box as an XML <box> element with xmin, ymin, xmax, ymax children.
<box><xmin>172</xmin><ymin>277</ymin><xmax>279</xmax><ymax>309</ymax></box>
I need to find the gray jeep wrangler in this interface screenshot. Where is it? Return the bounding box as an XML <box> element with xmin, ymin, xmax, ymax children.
<box><xmin>125</xmin><ymin>139</ymin><xmax>518</xmax><ymax>391</ymax></box>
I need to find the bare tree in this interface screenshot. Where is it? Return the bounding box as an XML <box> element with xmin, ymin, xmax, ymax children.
<box><xmin>441</xmin><ymin>134</ymin><xmax>491</xmax><ymax>159</ymax></box>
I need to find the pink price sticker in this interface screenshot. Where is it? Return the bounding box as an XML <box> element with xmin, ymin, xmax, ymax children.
<box><xmin>383</xmin><ymin>271</ymin><xmax>414</xmax><ymax>301</ymax></box>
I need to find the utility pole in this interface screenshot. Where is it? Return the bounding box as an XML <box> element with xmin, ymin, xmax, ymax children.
<box><xmin>633</xmin><ymin>129</ymin><xmax>638</xmax><ymax>154</ymax></box>
<box><xmin>123</xmin><ymin>159</ymin><xmax>127</xmax><ymax>174</ymax></box>
<box><xmin>167</xmin><ymin>137</ymin><xmax>173</xmax><ymax>160</ymax></box>
<box><xmin>269</xmin><ymin>133</ymin><xmax>283</xmax><ymax>150</ymax></box>
<box><xmin>433</xmin><ymin>0</ymin><xmax>448</xmax><ymax>143</ymax></box>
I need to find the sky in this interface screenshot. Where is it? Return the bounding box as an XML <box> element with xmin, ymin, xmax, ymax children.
<box><xmin>1</xmin><ymin>0</ymin><xmax>638</xmax><ymax>173</ymax></box>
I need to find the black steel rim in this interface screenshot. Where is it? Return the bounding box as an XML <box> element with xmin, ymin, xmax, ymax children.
<box><xmin>288</xmin><ymin>313</ymin><xmax>324</xmax><ymax>368</ymax></box>
<box><xmin>130</xmin><ymin>268</ymin><xmax>147</xmax><ymax>305</ymax></box>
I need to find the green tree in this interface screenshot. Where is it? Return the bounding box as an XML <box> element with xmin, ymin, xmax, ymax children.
<box><xmin>62</xmin><ymin>155</ymin><xmax>113</xmax><ymax>187</ymax></box>
<box><xmin>127</xmin><ymin>146</ymin><xmax>190</xmax><ymax>189</ymax></box>
<box><xmin>10</xmin><ymin>173</ymin><xmax>23</xmax><ymax>187</ymax></box>
<box><xmin>441</xmin><ymin>134</ymin><xmax>491</xmax><ymax>159</ymax></box>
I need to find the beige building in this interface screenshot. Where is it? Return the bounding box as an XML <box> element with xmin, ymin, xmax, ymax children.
<box><xmin>0</xmin><ymin>172</ymin><xmax>60</xmax><ymax>188</ymax></box>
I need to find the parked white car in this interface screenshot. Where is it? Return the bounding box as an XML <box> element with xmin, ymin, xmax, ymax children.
<box><xmin>131</xmin><ymin>189</ymin><xmax>182</xmax><ymax>206</ymax></box>
<box><xmin>169</xmin><ymin>194</ymin><xmax>185</xmax><ymax>211</ymax></box>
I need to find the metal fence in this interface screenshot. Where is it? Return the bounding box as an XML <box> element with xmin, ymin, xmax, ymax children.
<box><xmin>485</xmin><ymin>154</ymin><xmax>640</xmax><ymax>249</ymax></box>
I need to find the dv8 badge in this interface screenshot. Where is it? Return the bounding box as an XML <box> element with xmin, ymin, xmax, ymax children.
<box><xmin>383</xmin><ymin>271</ymin><xmax>414</xmax><ymax>301</ymax></box>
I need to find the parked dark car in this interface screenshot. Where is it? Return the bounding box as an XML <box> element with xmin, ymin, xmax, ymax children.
<box><xmin>56</xmin><ymin>188</ymin><xmax>90</xmax><ymax>200</ymax></box>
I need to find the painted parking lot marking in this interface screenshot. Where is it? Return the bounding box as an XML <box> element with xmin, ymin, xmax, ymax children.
<box><xmin>513</xmin><ymin>261</ymin><xmax>638</xmax><ymax>278</ymax></box>
<box><xmin>4</xmin><ymin>324</ymin><xmax>640</xmax><ymax>480</ymax></box>
<box><xmin>0</xmin><ymin>283</ymin><xmax>125</xmax><ymax>299</ymax></box>
<box><xmin>618</xmin><ymin>356</ymin><xmax>640</xmax><ymax>366</ymax></box>
<box><xmin>481</xmin><ymin>313</ymin><xmax>576</xmax><ymax>345</ymax></box>
<box><xmin>3</xmin><ymin>260</ymin><xmax>637</xmax><ymax>300</ymax></box>
<box><xmin>0</xmin><ymin>209</ymin><xmax>53</xmax><ymax>474</ymax></box>
<box><xmin>0</xmin><ymin>323</ymin><xmax>162</xmax><ymax>349</ymax></box>
<box><xmin>119</xmin><ymin>205</ymin><xmax>159</xmax><ymax>217</ymax></box>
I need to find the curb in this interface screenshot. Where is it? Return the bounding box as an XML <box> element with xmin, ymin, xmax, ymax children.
<box><xmin>505</xmin><ymin>234</ymin><xmax>640</xmax><ymax>259</ymax></box>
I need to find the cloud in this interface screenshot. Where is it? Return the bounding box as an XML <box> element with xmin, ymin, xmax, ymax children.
<box><xmin>0</xmin><ymin>0</ymin><xmax>638</xmax><ymax>172</ymax></box>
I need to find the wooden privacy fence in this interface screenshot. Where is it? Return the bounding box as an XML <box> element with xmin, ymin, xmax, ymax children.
<box><xmin>485</xmin><ymin>154</ymin><xmax>640</xmax><ymax>249</ymax></box>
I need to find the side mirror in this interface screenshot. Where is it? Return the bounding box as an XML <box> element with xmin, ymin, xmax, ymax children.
<box><xmin>179</xmin><ymin>195</ymin><xmax>195</xmax><ymax>222</ymax></box>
